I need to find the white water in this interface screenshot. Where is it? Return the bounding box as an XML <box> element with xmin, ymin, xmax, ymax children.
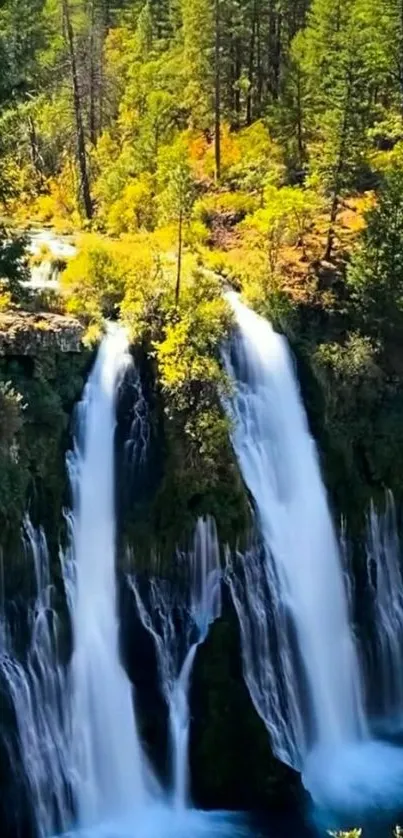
<box><xmin>222</xmin><ymin>293</ymin><xmax>367</xmax><ymax>769</ymax></box>
<box><xmin>225</xmin><ymin>543</ymin><xmax>302</xmax><ymax>767</ymax></box>
<box><xmin>129</xmin><ymin>516</ymin><xmax>222</xmax><ymax>809</ymax></box>
<box><xmin>25</xmin><ymin>229</ymin><xmax>76</xmax><ymax>290</ymax></box>
<box><xmin>0</xmin><ymin>331</ymin><xmax>249</xmax><ymax>838</ymax></box>
<box><xmin>64</xmin><ymin>327</ymin><xmax>147</xmax><ymax>828</ymax></box>
<box><xmin>365</xmin><ymin>492</ymin><xmax>403</xmax><ymax>725</ymax></box>
<box><xmin>0</xmin><ymin>519</ymin><xmax>71</xmax><ymax>838</ymax></box>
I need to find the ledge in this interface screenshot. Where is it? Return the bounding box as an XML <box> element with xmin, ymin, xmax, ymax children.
<box><xmin>0</xmin><ymin>311</ymin><xmax>85</xmax><ymax>355</ymax></box>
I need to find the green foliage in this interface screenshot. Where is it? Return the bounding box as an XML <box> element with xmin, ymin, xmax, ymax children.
<box><xmin>157</xmin><ymin>139</ymin><xmax>196</xmax><ymax>225</ymax></box>
<box><xmin>194</xmin><ymin>192</ymin><xmax>258</xmax><ymax>228</ymax></box>
<box><xmin>62</xmin><ymin>236</ymin><xmax>128</xmax><ymax>322</ymax></box>
<box><xmin>120</xmin><ymin>246</ymin><xmax>167</xmax><ymax>343</ymax></box>
<box><xmin>0</xmin><ymin>227</ymin><xmax>30</xmax><ymax>306</ymax></box>
<box><xmin>155</xmin><ymin>270</ymin><xmax>231</xmax><ymax>417</ymax></box>
<box><xmin>226</xmin><ymin>122</ymin><xmax>285</xmax><ymax>195</ymax></box>
<box><xmin>0</xmin><ymin>350</ymin><xmax>88</xmax><ymax>557</ymax></box>
<box><xmin>245</xmin><ymin>184</ymin><xmax>320</xmax><ymax>274</ymax></box>
<box><xmin>347</xmin><ymin>158</ymin><xmax>403</xmax><ymax>336</ymax></box>
<box><xmin>0</xmin><ymin>380</ymin><xmax>25</xmax><ymax>451</ymax></box>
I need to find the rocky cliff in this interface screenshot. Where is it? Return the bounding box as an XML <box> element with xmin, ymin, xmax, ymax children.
<box><xmin>0</xmin><ymin>311</ymin><xmax>84</xmax><ymax>355</ymax></box>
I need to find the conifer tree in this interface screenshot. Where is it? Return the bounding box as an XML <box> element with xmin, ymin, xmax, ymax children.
<box><xmin>297</xmin><ymin>0</ymin><xmax>374</xmax><ymax>259</ymax></box>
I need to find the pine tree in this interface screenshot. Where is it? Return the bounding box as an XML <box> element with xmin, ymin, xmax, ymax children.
<box><xmin>348</xmin><ymin>159</ymin><xmax>403</xmax><ymax>335</ymax></box>
<box><xmin>297</xmin><ymin>0</ymin><xmax>374</xmax><ymax>259</ymax></box>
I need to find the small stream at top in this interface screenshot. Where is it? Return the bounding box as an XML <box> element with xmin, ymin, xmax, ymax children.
<box><xmin>24</xmin><ymin>228</ymin><xmax>76</xmax><ymax>290</ymax></box>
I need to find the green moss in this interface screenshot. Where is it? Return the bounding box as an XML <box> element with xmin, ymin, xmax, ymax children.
<box><xmin>190</xmin><ymin>608</ymin><xmax>302</xmax><ymax>810</ymax></box>
<box><xmin>121</xmin><ymin>367</ymin><xmax>251</xmax><ymax>566</ymax></box>
<box><xmin>0</xmin><ymin>348</ymin><xmax>91</xmax><ymax>585</ymax></box>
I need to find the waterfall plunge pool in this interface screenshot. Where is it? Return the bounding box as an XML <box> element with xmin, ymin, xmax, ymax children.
<box><xmin>304</xmin><ymin>739</ymin><xmax>403</xmax><ymax>819</ymax></box>
<box><xmin>57</xmin><ymin>809</ymin><xmax>251</xmax><ymax>838</ymax></box>
<box><xmin>54</xmin><ymin>808</ymin><xmax>316</xmax><ymax>838</ymax></box>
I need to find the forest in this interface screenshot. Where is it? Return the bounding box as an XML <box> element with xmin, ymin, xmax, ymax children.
<box><xmin>2</xmin><ymin>3</ymin><xmax>403</xmax><ymax>837</ymax></box>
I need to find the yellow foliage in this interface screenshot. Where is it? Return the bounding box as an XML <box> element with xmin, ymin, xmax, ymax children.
<box><xmin>0</xmin><ymin>285</ymin><xmax>12</xmax><ymax>311</ymax></box>
<box><xmin>83</xmin><ymin>321</ymin><xmax>103</xmax><ymax>347</ymax></box>
<box><xmin>203</xmin><ymin>124</ymin><xmax>242</xmax><ymax>180</ymax></box>
<box><xmin>32</xmin><ymin>194</ymin><xmax>55</xmax><ymax>223</ymax></box>
<box><xmin>121</xmin><ymin>247</ymin><xmax>169</xmax><ymax>343</ymax></box>
<box><xmin>62</xmin><ymin>233</ymin><xmax>129</xmax><ymax>322</ymax></box>
<box><xmin>194</xmin><ymin>191</ymin><xmax>258</xmax><ymax>226</ymax></box>
<box><xmin>29</xmin><ymin>160</ymin><xmax>80</xmax><ymax>232</ymax></box>
<box><xmin>106</xmin><ymin>175</ymin><xmax>155</xmax><ymax>235</ymax></box>
<box><xmin>155</xmin><ymin>270</ymin><xmax>232</xmax><ymax>404</ymax></box>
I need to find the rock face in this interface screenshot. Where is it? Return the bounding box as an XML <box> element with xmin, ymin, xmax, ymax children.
<box><xmin>0</xmin><ymin>312</ymin><xmax>84</xmax><ymax>355</ymax></box>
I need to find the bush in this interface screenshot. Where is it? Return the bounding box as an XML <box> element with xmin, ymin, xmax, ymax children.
<box><xmin>105</xmin><ymin>175</ymin><xmax>155</xmax><ymax>235</ymax></box>
<box><xmin>347</xmin><ymin>161</ymin><xmax>403</xmax><ymax>337</ymax></box>
<box><xmin>193</xmin><ymin>192</ymin><xmax>258</xmax><ymax>229</ymax></box>
<box><xmin>0</xmin><ymin>380</ymin><xmax>24</xmax><ymax>451</ymax></box>
<box><xmin>62</xmin><ymin>235</ymin><xmax>129</xmax><ymax>322</ymax></box>
<box><xmin>0</xmin><ymin>227</ymin><xmax>30</xmax><ymax>307</ymax></box>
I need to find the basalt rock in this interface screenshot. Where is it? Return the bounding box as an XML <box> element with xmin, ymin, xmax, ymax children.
<box><xmin>0</xmin><ymin>311</ymin><xmax>84</xmax><ymax>356</ymax></box>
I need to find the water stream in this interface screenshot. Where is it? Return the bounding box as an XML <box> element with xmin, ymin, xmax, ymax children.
<box><xmin>129</xmin><ymin>516</ymin><xmax>222</xmax><ymax>809</ymax></box>
<box><xmin>365</xmin><ymin>492</ymin><xmax>403</xmax><ymax>727</ymax></box>
<box><xmin>3</xmin><ymin>293</ymin><xmax>403</xmax><ymax>833</ymax></box>
<box><xmin>0</xmin><ymin>327</ymin><xmax>247</xmax><ymax>838</ymax></box>
<box><xmin>223</xmin><ymin>293</ymin><xmax>403</xmax><ymax>816</ymax></box>
<box><xmin>0</xmin><ymin>519</ymin><xmax>71</xmax><ymax>838</ymax></box>
<box><xmin>25</xmin><ymin>229</ymin><xmax>76</xmax><ymax>290</ymax></box>
<box><xmin>63</xmin><ymin>326</ymin><xmax>148</xmax><ymax>828</ymax></box>
<box><xmin>222</xmin><ymin>292</ymin><xmax>367</xmax><ymax>768</ymax></box>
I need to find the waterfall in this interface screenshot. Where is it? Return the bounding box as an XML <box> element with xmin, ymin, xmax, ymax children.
<box><xmin>222</xmin><ymin>293</ymin><xmax>367</xmax><ymax>769</ymax></box>
<box><xmin>129</xmin><ymin>516</ymin><xmax>222</xmax><ymax>809</ymax></box>
<box><xmin>225</xmin><ymin>543</ymin><xmax>303</xmax><ymax>767</ymax></box>
<box><xmin>365</xmin><ymin>492</ymin><xmax>403</xmax><ymax>726</ymax></box>
<box><xmin>0</xmin><ymin>324</ymin><xmax>250</xmax><ymax>838</ymax></box>
<box><xmin>63</xmin><ymin>326</ymin><xmax>148</xmax><ymax>829</ymax></box>
<box><xmin>0</xmin><ymin>519</ymin><xmax>71</xmax><ymax>838</ymax></box>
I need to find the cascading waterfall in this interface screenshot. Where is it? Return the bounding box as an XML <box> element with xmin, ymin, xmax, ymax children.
<box><xmin>0</xmin><ymin>519</ymin><xmax>71</xmax><ymax>838</ymax></box>
<box><xmin>365</xmin><ymin>492</ymin><xmax>403</xmax><ymax>725</ymax></box>
<box><xmin>222</xmin><ymin>292</ymin><xmax>367</xmax><ymax>768</ymax></box>
<box><xmin>6</xmin><ymin>292</ymin><xmax>403</xmax><ymax>828</ymax></box>
<box><xmin>129</xmin><ymin>516</ymin><xmax>221</xmax><ymax>809</ymax></box>
<box><xmin>0</xmin><ymin>322</ymin><xmax>250</xmax><ymax>838</ymax></box>
<box><xmin>225</xmin><ymin>543</ymin><xmax>303</xmax><ymax>768</ymax></box>
<box><xmin>223</xmin><ymin>294</ymin><xmax>403</xmax><ymax>814</ymax></box>
<box><xmin>63</xmin><ymin>326</ymin><xmax>149</xmax><ymax>829</ymax></box>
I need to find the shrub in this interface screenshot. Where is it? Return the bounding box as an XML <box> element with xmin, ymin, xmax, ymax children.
<box><xmin>193</xmin><ymin>192</ymin><xmax>258</xmax><ymax>229</ymax></box>
<box><xmin>0</xmin><ymin>380</ymin><xmax>24</xmax><ymax>451</ymax></box>
<box><xmin>106</xmin><ymin>175</ymin><xmax>155</xmax><ymax>235</ymax></box>
<box><xmin>62</xmin><ymin>236</ymin><xmax>128</xmax><ymax>322</ymax></box>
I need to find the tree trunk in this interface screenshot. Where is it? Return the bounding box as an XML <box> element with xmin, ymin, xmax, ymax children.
<box><xmin>246</xmin><ymin>1</ymin><xmax>257</xmax><ymax>125</ymax></box>
<box><xmin>256</xmin><ymin>10</ymin><xmax>262</xmax><ymax>116</ymax></box>
<box><xmin>325</xmin><ymin>126</ymin><xmax>348</xmax><ymax>260</ymax></box>
<box><xmin>324</xmin><ymin>193</ymin><xmax>339</xmax><ymax>262</ymax></box>
<box><xmin>295</xmin><ymin>67</ymin><xmax>305</xmax><ymax>172</ymax></box>
<box><xmin>27</xmin><ymin>115</ymin><xmax>44</xmax><ymax>185</ymax></box>
<box><xmin>62</xmin><ymin>0</ymin><xmax>93</xmax><ymax>220</ymax></box>
<box><xmin>175</xmin><ymin>207</ymin><xmax>183</xmax><ymax>305</ymax></box>
<box><xmin>88</xmin><ymin>0</ymin><xmax>97</xmax><ymax>145</ymax></box>
<box><xmin>324</xmin><ymin>73</ymin><xmax>353</xmax><ymax>261</ymax></box>
<box><xmin>233</xmin><ymin>37</ymin><xmax>242</xmax><ymax>127</ymax></box>
<box><xmin>214</xmin><ymin>0</ymin><xmax>221</xmax><ymax>182</ymax></box>
<box><xmin>400</xmin><ymin>0</ymin><xmax>403</xmax><ymax>117</ymax></box>
<box><xmin>99</xmin><ymin>0</ymin><xmax>111</xmax><ymax>132</ymax></box>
